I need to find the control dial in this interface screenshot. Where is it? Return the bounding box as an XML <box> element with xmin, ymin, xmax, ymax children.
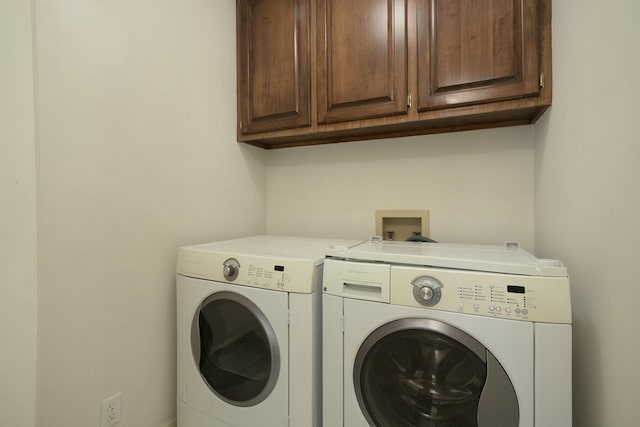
<box><xmin>411</xmin><ymin>276</ymin><xmax>443</xmax><ymax>307</ymax></box>
<box><xmin>222</xmin><ymin>258</ymin><xmax>240</xmax><ymax>281</ymax></box>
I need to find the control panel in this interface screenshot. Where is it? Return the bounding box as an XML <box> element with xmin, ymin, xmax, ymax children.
<box><xmin>244</xmin><ymin>260</ymin><xmax>290</xmax><ymax>290</ymax></box>
<box><xmin>392</xmin><ymin>265</ymin><xmax>571</xmax><ymax>324</ymax></box>
<box><xmin>176</xmin><ymin>248</ymin><xmax>320</xmax><ymax>294</ymax></box>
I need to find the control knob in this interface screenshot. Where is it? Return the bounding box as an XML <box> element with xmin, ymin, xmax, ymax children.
<box><xmin>411</xmin><ymin>276</ymin><xmax>443</xmax><ymax>307</ymax></box>
<box><xmin>222</xmin><ymin>258</ymin><xmax>240</xmax><ymax>281</ymax></box>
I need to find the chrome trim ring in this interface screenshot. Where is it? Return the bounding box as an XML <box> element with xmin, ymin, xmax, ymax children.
<box><xmin>353</xmin><ymin>318</ymin><xmax>488</xmax><ymax>426</ymax></box>
<box><xmin>191</xmin><ymin>291</ymin><xmax>280</xmax><ymax>407</ymax></box>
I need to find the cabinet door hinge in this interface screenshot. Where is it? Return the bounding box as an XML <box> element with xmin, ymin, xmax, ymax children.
<box><xmin>407</xmin><ymin>92</ymin><xmax>412</xmax><ymax>108</ymax></box>
<box><xmin>539</xmin><ymin>72</ymin><xmax>545</xmax><ymax>90</ymax></box>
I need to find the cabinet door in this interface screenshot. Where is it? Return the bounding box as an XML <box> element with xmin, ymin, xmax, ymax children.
<box><xmin>317</xmin><ymin>0</ymin><xmax>408</xmax><ymax>124</ymax></box>
<box><xmin>417</xmin><ymin>0</ymin><xmax>541</xmax><ymax>111</ymax></box>
<box><xmin>237</xmin><ymin>0</ymin><xmax>311</xmax><ymax>134</ymax></box>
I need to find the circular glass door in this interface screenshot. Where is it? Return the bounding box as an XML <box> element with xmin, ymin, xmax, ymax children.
<box><xmin>354</xmin><ymin>318</ymin><xmax>503</xmax><ymax>426</ymax></box>
<box><xmin>192</xmin><ymin>291</ymin><xmax>280</xmax><ymax>407</ymax></box>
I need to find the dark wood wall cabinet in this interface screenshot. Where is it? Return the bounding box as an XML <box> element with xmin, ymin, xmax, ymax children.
<box><xmin>237</xmin><ymin>0</ymin><xmax>551</xmax><ymax>149</ymax></box>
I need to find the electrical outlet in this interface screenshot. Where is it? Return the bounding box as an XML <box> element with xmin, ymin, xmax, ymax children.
<box><xmin>101</xmin><ymin>392</ymin><xmax>122</xmax><ymax>427</ymax></box>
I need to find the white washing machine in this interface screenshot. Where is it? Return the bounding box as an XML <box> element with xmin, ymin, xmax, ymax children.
<box><xmin>322</xmin><ymin>239</ymin><xmax>572</xmax><ymax>427</ymax></box>
<box><xmin>176</xmin><ymin>235</ymin><xmax>361</xmax><ymax>427</ymax></box>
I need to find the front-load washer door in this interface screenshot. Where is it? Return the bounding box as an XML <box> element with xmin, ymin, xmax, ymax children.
<box><xmin>353</xmin><ymin>318</ymin><xmax>519</xmax><ymax>427</ymax></box>
<box><xmin>193</xmin><ymin>290</ymin><xmax>280</xmax><ymax>407</ymax></box>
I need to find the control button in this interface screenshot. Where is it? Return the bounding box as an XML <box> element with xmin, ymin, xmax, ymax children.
<box><xmin>489</xmin><ymin>305</ymin><xmax>496</xmax><ymax>312</ymax></box>
<box><xmin>223</xmin><ymin>265</ymin><xmax>235</xmax><ymax>276</ymax></box>
<box><xmin>522</xmin><ymin>308</ymin><xmax>529</xmax><ymax>315</ymax></box>
<box><xmin>515</xmin><ymin>308</ymin><xmax>522</xmax><ymax>314</ymax></box>
<box><xmin>222</xmin><ymin>258</ymin><xmax>240</xmax><ymax>281</ymax></box>
<box><xmin>458</xmin><ymin>302</ymin><xmax>464</xmax><ymax>308</ymax></box>
<box><xmin>505</xmin><ymin>307</ymin><xmax>512</xmax><ymax>314</ymax></box>
<box><xmin>496</xmin><ymin>306</ymin><xmax>502</xmax><ymax>312</ymax></box>
<box><xmin>419</xmin><ymin>286</ymin><xmax>434</xmax><ymax>301</ymax></box>
<box><xmin>473</xmin><ymin>303</ymin><xmax>480</xmax><ymax>310</ymax></box>
<box><xmin>411</xmin><ymin>276</ymin><xmax>444</xmax><ymax>307</ymax></box>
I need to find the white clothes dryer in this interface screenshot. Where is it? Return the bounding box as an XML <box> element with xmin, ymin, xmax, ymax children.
<box><xmin>177</xmin><ymin>235</ymin><xmax>360</xmax><ymax>427</ymax></box>
<box><xmin>322</xmin><ymin>240</ymin><xmax>572</xmax><ymax>427</ymax></box>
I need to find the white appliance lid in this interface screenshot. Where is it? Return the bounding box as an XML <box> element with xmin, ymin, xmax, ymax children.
<box><xmin>183</xmin><ymin>235</ymin><xmax>362</xmax><ymax>266</ymax></box>
<box><xmin>325</xmin><ymin>240</ymin><xmax>567</xmax><ymax>277</ymax></box>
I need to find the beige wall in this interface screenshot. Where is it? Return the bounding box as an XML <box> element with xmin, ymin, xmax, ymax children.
<box><xmin>535</xmin><ymin>1</ymin><xmax>640</xmax><ymax>425</ymax></box>
<box><xmin>34</xmin><ymin>1</ymin><xmax>264</xmax><ymax>426</ymax></box>
<box><xmin>0</xmin><ymin>1</ymin><xmax>38</xmax><ymax>426</ymax></box>
<box><xmin>266</xmin><ymin>128</ymin><xmax>536</xmax><ymax>250</ymax></box>
<box><xmin>7</xmin><ymin>0</ymin><xmax>638</xmax><ymax>425</ymax></box>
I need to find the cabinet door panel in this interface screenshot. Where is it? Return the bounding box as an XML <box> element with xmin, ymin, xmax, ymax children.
<box><xmin>317</xmin><ymin>0</ymin><xmax>407</xmax><ymax>124</ymax></box>
<box><xmin>417</xmin><ymin>0</ymin><xmax>540</xmax><ymax>111</ymax></box>
<box><xmin>237</xmin><ymin>0</ymin><xmax>311</xmax><ymax>134</ymax></box>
